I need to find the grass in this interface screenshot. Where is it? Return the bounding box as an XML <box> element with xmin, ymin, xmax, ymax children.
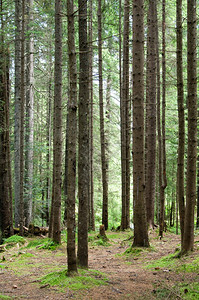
<box><xmin>26</xmin><ymin>238</ymin><xmax>60</xmax><ymax>250</ymax></box>
<box><xmin>0</xmin><ymin>295</ymin><xmax>12</xmax><ymax>299</ymax></box>
<box><xmin>39</xmin><ymin>269</ymin><xmax>108</xmax><ymax>292</ymax></box>
<box><xmin>3</xmin><ymin>235</ymin><xmax>26</xmax><ymax>249</ymax></box>
<box><xmin>88</xmin><ymin>235</ymin><xmax>111</xmax><ymax>247</ymax></box>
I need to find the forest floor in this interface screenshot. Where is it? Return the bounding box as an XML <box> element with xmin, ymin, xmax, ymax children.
<box><xmin>0</xmin><ymin>229</ymin><xmax>199</xmax><ymax>300</ymax></box>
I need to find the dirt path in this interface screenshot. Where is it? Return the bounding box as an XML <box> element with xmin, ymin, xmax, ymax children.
<box><xmin>0</xmin><ymin>231</ymin><xmax>198</xmax><ymax>299</ymax></box>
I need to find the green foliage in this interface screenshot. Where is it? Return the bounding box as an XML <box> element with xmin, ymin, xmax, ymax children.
<box><xmin>146</xmin><ymin>253</ymin><xmax>178</xmax><ymax>270</ymax></box>
<box><xmin>0</xmin><ymin>295</ymin><xmax>12</xmax><ymax>300</ymax></box>
<box><xmin>3</xmin><ymin>235</ymin><xmax>26</xmax><ymax>249</ymax></box>
<box><xmin>26</xmin><ymin>238</ymin><xmax>59</xmax><ymax>250</ymax></box>
<box><xmin>124</xmin><ymin>247</ymin><xmax>143</xmax><ymax>256</ymax></box>
<box><xmin>40</xmin><ymin>269</ymin><xmax>108</xmax><ymax>292</ymax></box>
<box><xmin>179</xmin><ymin>282</ymin><xmax>199</xmax><ymax>299</ymax></box>
<box><xmin>88</xmin><ymin>235</ymin><xmax>111</xmax><ymax>247</ymax></box>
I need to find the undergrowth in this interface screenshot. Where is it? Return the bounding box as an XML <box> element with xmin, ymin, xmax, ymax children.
<box><xmin>39</xmin><ymin>269</ymin><xmax>108</xmax><ymax>292</ymax></box>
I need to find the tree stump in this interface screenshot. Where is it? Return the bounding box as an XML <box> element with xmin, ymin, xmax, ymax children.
<box><xmin>98</xmin><ymin>225</ymin><xmax>108</xmax><ymax>241</ymax></box>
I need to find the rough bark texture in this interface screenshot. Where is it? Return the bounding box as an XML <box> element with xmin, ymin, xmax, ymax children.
<box><xmin>88</xmin><ymin>0</ymin><xmax>95</xmax><ymax>231</ymax></box>
<box><xmin>121</xmin><ymin>0</ymin><xmax>130</xmax><ymax>230</ymax></box>
<box><xmin>145</xmin><ymin>0</ymin><xmax>156</xmax><ymax>229</ymax></box>
<box><xmin>19</xmin><ymin>0</ymin><xmax>25</xmax><ymax>236</ymax></box>
<box><xmin>159</xmin><ymin>0</ymin><xmax>167</xmax><ymax>238</ymax></box>
<box><xmin>182</xmin><ymin>0</ymin><xmax>197</xmax><ymax>253</ymax></box>
<box><xmin>176</xmin><ymin>0</ymin><xmax>185</xmax><ymax>244</ymax></box>
<box><xmin>132</xmin><ymin>0</ymin><xmax>149</xmax><ymax>247</ymax></box>
<box><xmin>14</xmin><ymin>0</ymin><xmax>22</xmax><ymax>228</ymax></box>
<box><xmin>0</xmin><ymin>6</ymin><xmax>13</xmax><ymax>239</ymax></box>
<box><xmin>98</xmin><ymin>0</ymin><xmax>108</xmax><ymax>230</ymax></box>
<box><xmin>52</xmin><ymin>0</ymin><xmax>62</xmax><ymax>244</ymax></box>
<box><xmin>77</xmin><ymin>0</ymin><xmax>89</xmax><ymax>268</ymax></box>
<box><xmin>67</xmin><ymin>0</ymin><xmax>78</xmax><ymax>274</ymax></box>
<box><xmin>25</xmin><ymin>0</ymin><xmax>34</xmax><ymax>228</ymax></box>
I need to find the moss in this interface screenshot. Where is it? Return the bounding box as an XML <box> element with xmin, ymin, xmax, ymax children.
<box><xmin>145</xmin><ymin>253</ymin><xmax>178</xmax><ymax>269</ymax></box>
<box><xmin>0</xmin><ymin>295</ymin><xmax>12</xmax><ymax>300</ymax></box>
<box><xmin>3</xmin><ymin>235</ymin><xmax>26</xmax><ymax>249</ymax></box>
<box><xmin>26</xmin><ymin>238</ymin><xmax>59</xmax><ymax>251</ymax></box>
<box><xmin>39</xmin><ymin>269</ymin><xmax>108</xmax><ymax>292</ymax></box>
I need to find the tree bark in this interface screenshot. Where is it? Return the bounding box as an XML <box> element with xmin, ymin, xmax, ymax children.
<box><xmin>88</xmin><ymin>0</ymin><xmax>95</xmax><ymax>231</ymax></box>
<box><xmin>25</xmin><ymin>0</ymin><xmax>34</xmax><ymax>228</ymax></box>
<box><xmin>121</xmin><ymin>0</ymin><xmax>130</xmax><ymax>230</ymax></box>
<box><xmin>98</xmin><ymin>0</ymin><xmax>108</xmax><ymax>230</ymax></box>
<box><xmin>77</xmin><ymin>0</ymin><xmax>89</xmax><ymax>268</ymax></box>
<box><xmin>176</xmin><ymin>0</ymin><xmax>185</xmax><ymax>244</ymax></box>
<box><xmin>52</xmin><ymin>0</ymin><xmax>62</xmax><ymax>244</ymax></box>
<box><xmin>145</xmin><ymin>0</ymin><xmax>157</xmax><ymax>229</ymax></box>
<box><xmin>67</xmin><ymin>0</ymin><xmax>78</xmax><ymax>274</ymax></box>
<box><xmin>182</xmin><ymin>0</ymin><xmax>197</xmax><ymax>253</ymax></box>
<box><xmin>132</xmin><ymin>0</ymin><xmax>149</xmax><ymax>247</ymax></box>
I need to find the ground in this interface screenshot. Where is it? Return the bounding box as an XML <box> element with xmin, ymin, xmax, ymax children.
<box><xmin>0</xmin><ymin>230</ymin><xmax>198</xmax><ymax>299</ymax></box>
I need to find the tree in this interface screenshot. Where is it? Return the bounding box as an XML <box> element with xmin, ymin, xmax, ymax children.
<box><xmin>176</xmin><ymin>0</ymin><xmax>185</xmax><ymax>243</ymax></box>
<box><xmin>19</xmin><ymin>0</ymin><xmax>25</xmax><ymax>235</ymax></box>
<box><xmin>145</xmin><ymin>0</ymin><xmax>157</xmax><ymax>229</ymax></box>
<box><xmin>182</xmin><ymin>0</ymin><xmax>197</xmax><ymax>253</ymax></box>
<box><xmin>14</xmin><ymin>0</ymin><xmax>22</xmax><ymax>228</ymax></box>
<box><xmin>88</xmin><ymin>0</ymin><xmax>95</xmax><ymax>231</ymax></box>
<box><xmin>77</xmin><ymin>0</ymin><xmax>89</xmax><ymax>268</ymax></box>
<box><xmin>67</xmin><ymin>0</ymin><xmax>78</xmax><ymax>274</ymax></box>
<box><xmin>51</xmin><ymin>0</ymin><xmax>62</xmax><ymax>244</ymax></box>
<box><xmin>132</xmin><ymin>0</ymin><xmax>149</xmax><ymax>247</ymax></box>
<box><xmin>24</xmin><ymin>0</ymin><xmax>34</xmax><ymax>228</ymax></box>
<box><xmin>98</xmin><ymin>0</ymin><xmax>109</xmax><ymax>230</ymax></box>
<box><xmin>121</xmin><ymin>0</ymin><xmax>130</xmax><ymax>230</ymax></box>
<box><xmin>159</xmin><ymin>0</ymin><xmax>167</xmax><ymax>238</ymax></box>
<box><xmin>0</xmin><ymin>0</ymin><xmax>13</xmax><ymax>240</ymax></box>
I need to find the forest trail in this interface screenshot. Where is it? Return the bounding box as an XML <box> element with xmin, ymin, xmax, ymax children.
<box><xmin>0</xmin><ymin>231</ymin><xmax>198</xmax><ymax>299</ymax></box>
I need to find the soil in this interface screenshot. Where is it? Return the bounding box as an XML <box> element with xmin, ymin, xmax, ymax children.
<box><xmin>0</xmin><ymin>230</ymin><xmax>198</xmax><ymax>300</ymax></box>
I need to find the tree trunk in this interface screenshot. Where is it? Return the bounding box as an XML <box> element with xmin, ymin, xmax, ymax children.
<box><xmin>132</xmin><ymin>0</ymin><xmax>149</xmax><ymax>247</ymax></box>
<box><xmin>182</xmin><ymin>0</ymin><xmax>197</xmax><ymax>253</ymax></box>
<box><xmin>19</xmin><ymin>0</ymin><xmax>25</xmax><ymax>236</ymax></box>
<box><xmin>121</xmin><ymin>0</ymin><xmax>130</xmax><ymax>230</ymax></box>
<box><xmin>77</xmin><ymin>0</ymin><xmax>89</xmax><ymax>268</ymax></box>
<box><xmin>98</xmin><ymin>0</ymin><xmax>108</xmax><ymax>230</ymax></box>
<box><xmin>88</xmin><ymin>0</ymin><xmax>95</xmax><ymax>231</ymax></box>
<box><xmin>52</xmin><ymin>0</ymin><xmax>62</xmax><ymax>244</ymax></box>
<box><xmin>14</xmin><ymin>0</ymin><xmax>22</xmax><ymax>228</ymax></box>
<box><xmin>0</xmin><ymin>2</ymin><xmax>13</xmax><ymax>239</ymax></box>
<box><xmin>176</xmin><ymin>0</ymin><xmax>185</xmax><ymax>244</ymax></box>
<box><xmin>159</xmin><ymin>0</ymin><xmax>167</xmax><ymax>238</ymax></box>
<box><xmin>145</xmin><ymin>0</ymin><xmax>157</xmax><ymax>229</ymax></box>
<box><xmin>67</xmin><ymin>0</ymin><xmax>78</xmax><ymax>274</ymax></box>
<box><xmin>25</xmin><ymin>0</ymin><xmax>34</xmax><ymax>228</ymax></box>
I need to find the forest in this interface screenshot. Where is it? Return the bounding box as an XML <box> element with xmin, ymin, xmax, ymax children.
<box><xmin>0</xmin><ymin>0</ymin><xmax>198</xmax><ymax>297</ymax></box>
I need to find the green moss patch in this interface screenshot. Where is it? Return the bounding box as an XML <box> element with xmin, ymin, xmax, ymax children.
<box><xmin>39</xmin><ymin>269</ymin><xmax>108</xmax><ymax>292</ymax></box>
<box><xmin>3</xmin><ymin>235</ymin><xmax>26</xmax><ymax>249</ymax></box>
<box><xmin>0</xmin><ymin>295</ymin><xmax>12</xmax><ymax>299</ymax></box>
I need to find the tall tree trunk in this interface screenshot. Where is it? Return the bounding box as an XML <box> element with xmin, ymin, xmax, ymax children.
<box><xmin>25</xmin><ymin>0</ymin><xmax>34</xmax><ymax>228</ymax></box>
<box><xmin>145</xmin><ymin>0</ymin><xmax>157</xmax><ymax>229</ymax></box>
<box><xmin>19</xmin><ymin>0</ymin><xmax>25</xmax><ymax>235</ymax></box>
<box><xmin>14</xmin><ymin>0</ymin><xmax>22</xmax><ymax>228</ymax></box>
<box><xmin>132</xmin><ymin>0</ymin><xmax>149</xmax><ymax>247</ymax></box>
<box><xmin>77</xmin><ymin>0</ymin><xmax>89</xmax><ymax>268</ymax></box>
<box><xmin>0</xmin><ymin>1</ymin><xmax>13</xmax><ymax>239</ymax></box>
<box><xmin>98</xmin><ymin>0</ymin><xmax>108</xmax><ymax>230</ymax></box>
<box><xmin>176</xmin><ymin>0</ymin><xmax>185</xmax><ymax>244</ymax></box>
<box><xmin>121</xmin><ymin>0</ymin><xmax>130</xmax><ymax>230</ymax></box>
<box><xmin>88</xmin><ymin>0</ymin><xmax>95</xmax><ymax>231</ymax></box>
<box><xmin>67</xmin><ymin>0</ymin><xmax>78</xmax><ymax>274</ymax></box>
<box><xmin>46</xmin><ymin>44</ymin><xmax>53</xmax><ymax>226</ymax></box>
<box><xmin>52</xmin><ymin>0</ymin><xmax>62</xmax><ymax>244</ymax></box>
<box><xmin>159</xmin><ymin>0</ymin><xmax>167</xmax><ymax>238</ymax></box>
<box><xmin>182</xmin><ymin>0</ymin><xmax>197</xmax><ymax>253</ymax></box>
